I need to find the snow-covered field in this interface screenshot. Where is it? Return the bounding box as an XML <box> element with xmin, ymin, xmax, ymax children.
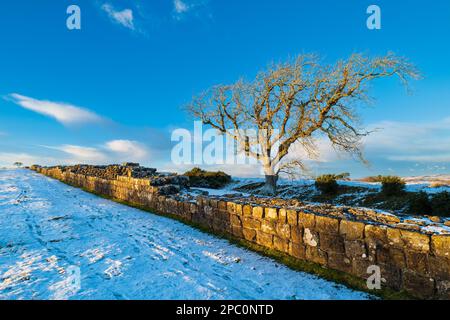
<box><xmin>226</xmin><ymin>176</ymin><xmax>450</xmax><ymax>194</ymax></box>
<box><xmin>0</xmin><ymin>170</ymin><xmax>372</xmax><ymax>300</ymax></box>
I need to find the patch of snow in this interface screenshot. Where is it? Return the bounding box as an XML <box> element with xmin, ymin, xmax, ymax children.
<box><xmin>190</xmin><ymin>187</ymin><xmax>248</xmax><ymax>197</ymax></box>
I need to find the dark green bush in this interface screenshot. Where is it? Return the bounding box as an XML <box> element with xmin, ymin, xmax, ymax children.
<box><xmin>315</xmin><ymin>174</ymin><xmax>339</xmax><ymax>195</ymax></box>
<box><xmin>184</xmin><ymin>167</ymin><xmax>232</xmax><ymax>189</ymax></box>
<box><xmin>380</xmin><ymin>176</ymin><xmax>405</xmax><ymax>196</ymax></box>
<box><xmin>407</xmin><ymin>191</ymin><xmax>432</xmax><ymax>215</ymax></box>
<box><xmin>335</xmin><ymin>172</ymin><xmax>351</xmax><ymax>180</ymax></box>
<box><xmin>430</xmin><ymin>192</ymin><xmax>450</xmax><ymax>217</ymax></box>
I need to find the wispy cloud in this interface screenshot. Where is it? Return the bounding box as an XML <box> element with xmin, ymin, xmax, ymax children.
<box><xmin>174</xmin><ymin>0</ymin><xmax>189</xmax><ymax>14</ymax></box>
<box><xmin>5</xmin><ymin>93</ymin><xmax>104</xmax><ymax>126</ymax></box>
<box><xmin>172</xmin><ymin>0</ymin><xmax>210</xmax><ymax>20</ymax></box>
<box><xmin>105</xmin><ymin>139</ymin><xmax>148</xmax><ymax>159</ymax></box>
<box><xmin>46</xmin><ymin>145</ymin><xmax>107</xmax><ymax>163</ymax></box>
<box><xmin>102</xmin><ymin>3</ymin><xmax>135</xmax><ymax>30</ymax></box>
<box><xmin>363</xmin><ymin>118</ymin><xmax>450</xmax><ymax>163</ymax></box>
<box><xmin>38</xmin><ymin>139</ymin><xmax>149</xmax><ymax>166</ymax></box>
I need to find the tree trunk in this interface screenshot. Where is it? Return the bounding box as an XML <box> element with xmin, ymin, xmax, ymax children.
<box><xmin>261</xmin><ymin>174</ymin><xmax>278</xmax><ymax>196</ymax></box>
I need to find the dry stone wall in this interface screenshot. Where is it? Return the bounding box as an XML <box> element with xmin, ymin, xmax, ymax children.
<box><xmin>31</xmin><ymin>166</ymin><xmax>450</xmax><ymax>299</ymax></box>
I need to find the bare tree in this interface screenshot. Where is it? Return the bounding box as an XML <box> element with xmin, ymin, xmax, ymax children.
<box><xmin>186</xmin><ymin>53</ymin><xmax>420</xmax><ymax>195</ymax></box>
<box><xmin>13</xmin><ymin>162</ymin><xmax>23</xmax><ymax>168</ymax></box>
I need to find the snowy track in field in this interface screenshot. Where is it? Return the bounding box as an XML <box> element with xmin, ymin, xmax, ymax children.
<box><xmin>0</xmin><ymin>169</ymin><xmax>372</xmax><ymax>300</ymax></box>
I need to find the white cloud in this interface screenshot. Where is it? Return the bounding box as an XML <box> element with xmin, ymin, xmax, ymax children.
<box><xmin>105</xmin><ymin>140</ymin><xmax>148</xmax><ymax>159</ymax></box>
<box><xmin>0</xmin><ymin>152</ymin><xmax>58</xmax><ymax>168</ymax></box>
<box><xmin>5</xmin><ymin>93</ymin><xmax>103</xmax><ymax>126</ymax></box>
<box><xmin>48</xmin><ymin>145</ymin><xmax>107</xmax><ymax>163</ymax></box>
<box><xmin>37</xmin><ymin>139</ymin><xmax>149</xmax><ymax>166</ymax></box>
<box><xmin>174</xmin><ymin>0</ymin><xmax>189</xmax><ymax>14</ymax></box>
<box><xmin>172</xmin><ymin>0</ymin><xmax>210</xmax><ymax>20</ymax></box>
<box><xmin>388</xmin><ymin>154</ymin><xmax>450</xmax><ymax>162</ymax></box>
<box><xmin>282</xmin><ymin>117</ymin><xmax>450</xmax><ymax>167</ymax></box>
<box><xmin>363</xmin><ymin>118</ymin><xmax>450</xmax><ymax>162</ymax></box>
<box><xmin>102</xmin><ymin>3</ymin><xmax>135</xmax><ymax>30</ymax></box>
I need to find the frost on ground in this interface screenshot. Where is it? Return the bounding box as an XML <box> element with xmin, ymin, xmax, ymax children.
<box><xmin>0</xmin><ymin>170</ymin><xmax>372</xmax><ymax>300</ymax></box>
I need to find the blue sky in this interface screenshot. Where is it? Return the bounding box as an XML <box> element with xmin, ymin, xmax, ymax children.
<box><xmin>1</xmin><ymin>0</ymin><xmax>450</xmax><ymax>178</ymax></box>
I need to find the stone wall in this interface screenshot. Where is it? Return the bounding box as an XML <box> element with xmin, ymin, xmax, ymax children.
<box><xmin>31</xmin><ymin>166</ymin><xmax>450</xmax><ymax>299</ymax></box>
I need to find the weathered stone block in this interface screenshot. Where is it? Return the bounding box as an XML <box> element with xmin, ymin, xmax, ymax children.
<box><xmin>431</xmin><ymin>235</ymin><xmax>450</xmax><ymax>258</ymax></box>
<box><xmin>183</xmin><ymin>201</ymin><xmax>191</xmax><ymax>213</ymax></box>
<box><xmin>252</xmin><ymin>206</ymin><xmax>264</xmax><ymax>219</ymax></box>
<box><xmin>242</xmin><ymin>205</ymin><xmax>252</xmax><ymax>216</ymax></box>
<box><xmin>196</xmin><ymin>196</ymin><xmax>206</xmax><ymax>207</ymax></box>
<box><xmin>289</xmin><ymin>242</ymin><xmax>306</xmax><ymax>260</ymax></box>
<box><xmin>265</xmin><ymin>207</ymin><xmax>278</xmax><ymax>221</ymax></box>
<box><xmin>291</xmin><ymin>226</ymin><xmax>303</xmax><ymax>244</ymax></box>
<box><xmin>230</xmin><ymin>214</ymin><xmax>242</xmax><ymax>227</ymax></box>
<box><xmin>405</xmin><ymin>250</ymin><xmax>429</xmax><ymax>275</ymax></box>
<box><xmin>216</xmin><ymin>210</ymin><xmax>229</xmax><ymax>222</ymax></box>
<box><xmin>351</xmin><ymin>258</ymin><xmax>373</xmax><ymax>279</ymax></box>
<box><xmin>305</xmin><ymin>246</ymin><xmax>327</xmax><ymax>265</ymax></box>
<box><xmin>213</xmin><ymin>220</ymin><xmax>230</xmax><ymax>233</ymax></box>
<box><xmin>234</xmin><ymin>204</ymin><xmax>243</xmax><ymax>216</ymax></box>
<box><xmin>344</xmin><ymin>240</ymin><xmax>367</xmax><ymax>259</ymax></box>
<box><xmin>243</xmin><ymin>228</ymin><xmax>257</xmax><ymax>242</ymax></box>
<box><xmin>227</xmin><ymin>202</ymin><xmax>236</xmax><ymax>214</ymax></box>
<box><xmin>328</xmin><ymin>252</ymin><xmax>352</xmax><ymax>273</ymax></box>
<box><xmin>286</xmin><ymin>210</ymin><xmax>298</xmax><ymax>226</ymax></box>
<box><xmin>204</xmin><ymin>206</ymin><xmax>214</xmax><ymax>219</ymax></box>
<box><xmin>256</xmin><ymin>231</ymin><xmax>273</xmax><ymax>248</ymax></box>
<box><xmin>400</xmin><ymin>230</ymin><xmax>430</xmax><ymax>252</ymax></box>
<box><xmin>365</xmin><ymin>224</ymin><xmax>388</xmax><ymax>246</ymax></box>
<box><xmin>298</xmin><ymin>212</ymin><xmax>315</xmax><ymax>229</ymax></box>
<box><xmin>276</xmin><ymin>223</ymin><xmax>291</xmax><ymax>239</ymax></box>
<box><xmin>261</xmin><ymin>220</ymin><xmax>277</xmax><ymax>235</ymax></box>
<box><xmin>278</xmin><ymin>209</ymin><xmax>287</xmax><ymax>224</ymax></box>
<box><xmin>209</xmin><ymin>199</ymin><xmax>218</xmax><ymax>208</ymax></box>
<box><xmin>242</xmin><ymin>216</ymin><xmax>261</xmax><ymax>230</ymax></box>
<box><xmin>383</xmin><ymin>247</ymin><xmax>406</xmax><ymax>269</ymax></box>
<box><xmin>340</xmin><ymin>220</ymin><xmax>365</xmax><ymax>240</ymax></box>
<box><xmin>232</xmin><ymin>226</ymin><xmax>244</xmax><ymax>238</ymax></box>
<box><xmin>386</xmin><ymin>228</ymin><xmax>403</xmax><ymax>248</ymax></box>
<box><xmin>190</xmin><ymin>203</ymin><xmax>198</xmax><ymax>214</ymax></box>
<box><xmin>320</xmin><ymin>233</ymin><xmax>344</xmax><ymax>254</ymax></box>
<box><xmin>428</xmin><ymin>256</ymin><xmax>450</xmax><ymax>280</ymax></box>
<box><xmin>315</xmin><ymin>215</ymin><xmax>339</xmax><ymax>234</ymax></box>
<box><xmin>274</xmin><ymin>236</ymin><xmax>289</xmax><ymax>253</ymax></box>
<box><xmin>192</xmin><ymin>211</ymin><xmax>205</xmax><ymax>225</ymax></box>
<box><xmin>218</xmin><ymin>201</ymin><xmax>227</xmax><ymax>212</ymax></box>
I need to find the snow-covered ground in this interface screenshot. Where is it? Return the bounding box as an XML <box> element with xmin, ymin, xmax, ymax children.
<box><xmin>0</xmin><ymin>170</ymin><xmax>372</xmax><ymax>300</ymax></box>
<box><xmin>227</xmin><ymin>176</ymin><xmax>450</xmax><ymax>194</ymax></box>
